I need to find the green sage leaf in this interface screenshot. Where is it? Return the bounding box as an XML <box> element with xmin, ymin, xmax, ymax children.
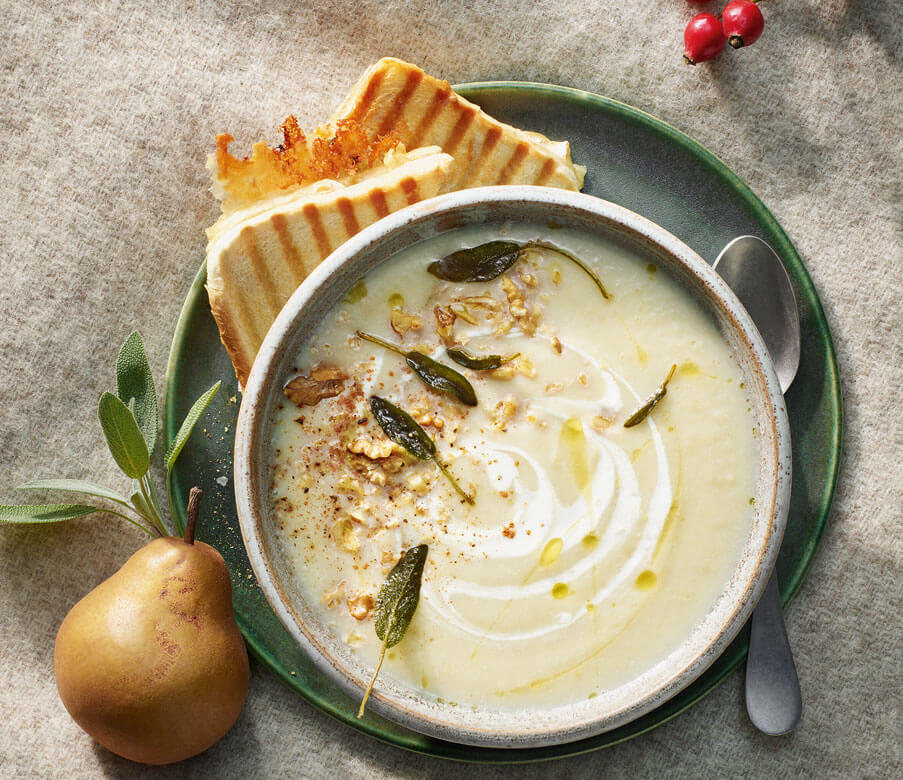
<box><xmin>98</xmin><ymin>392</ymin><xmax>149</xmax><ymax>479</ymax></box>
<box><xmin>357</xmin><ymin>331</ymin><xmax>477</xmax><ymax>406</ymax></box>
<box><xmin>17</xmin><ymin>479</ymin><xmax>130</xmax><ymax>507</ymax></box>
<box><xmin>404</xmin><ymin>353</ymin><xmax>477</xmax><ymax>406</ymax></box>
<box><xmin>427</xmin><ymin>241</ymin><xmax>522</xmax><ymax>282</ymax></box>
<box><xmin>446</xmin><ymin>348</ymin><xmax>518</xmax><ymax>371</ymax></box>
<box><xmin>116</xmin><ymin>331</ymin><xmax>159</xmax><ymax>455</ymax></box>
<box><xmin>130</xmin><ymin>489</ymin><xmax>155</xmax><ymax>523</ymax></box>
<box><xmin>0</xmin><ymin>504</ymin><xmax>99</xmax><ymax>524</ymax></box>
<box><xmin>358</xmin><ymin>544</ymin><xmax>428</xmax><ymax>718</ymax></box>
<box><xmin>369</xmin><ymin>396</ymin><xmax>474</xmax><ymax>504</ymax></box>
<box><xmin>624</xmin><ymin>364</ymin><xmax>677</xmax><ymax>428</ymax></box>
<box><xmin>165</xmin><ymin>381</ymin><xmax>221</xmax><ymax>473</ymax></box>
<box><xmin>369</xmin><ymin>396</ymin><xmax>434</xmax><ymax>460</ymax></box>
<box><xmin>375</xmin><ymin>544</ymin><xmax>429</xmax><ymax>647</ymax></box>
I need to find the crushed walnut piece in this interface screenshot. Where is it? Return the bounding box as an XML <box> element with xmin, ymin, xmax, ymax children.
<box><xmin>490</xmin><ymin>396</ymin><xmax>518</xmax><ymax>431</ymax></box>
<box><xmin>434</xmin><ymin>304</ymin><xmax>457</xmax><ymax>344</ymax></box>
<box><xmin>380</xmin><ymin>549</ymin><xmax>399</xmax><ymax>570</ymax></box>
<box><xmin>551</xmin><ymin>336</ymin><xmax>563</xmax><ymax>354</ymax></box>
<box><xmin>347</xmin><ymin>502</ymin><xmax>371</xmax><ymax>525</ymax></box>
<box><xmin>283</xmin><ymin>367</ymin><xmax>347</xmax><ymax>407</ymax></box>
<box><xmin>322</xmin><ymin>581</ymin><xmax>347</xmax><ymax>609</ymax></box>
<box><xmin>502</xmin><ymin>522</ymin><xmax>516</xmax><ymax>538</ymax></box>
<box><xmin>346</xmin><ymin>591</ymin><xmax>374</xmax><ymax>621</ymax></box>
<box><xmin>347</xmin><ymin>436</ymin><xmax>399</xmax><ymax>459</ymax></box>
<box><xmin>450</xmin><ymin>303</ymin><xmax>479</xmax><ymax>325</ymax></box>
<box><xmin>519</xmin><ymin>270</ymin><xmax>538</xmax><ymax>287</ymax></box>
<box><xmin>390</xmin><ymin>308</ymin><xmax>422</xmax><ymax>336</ymax></box>
<box><xmin>405</xmin><ymin>472</ymin><xmax>431</xmax><ymax>493</ymax></box>
<box><xmin>337</xmin><ymin>474</ymin><xmax>365</xmax><ymax>494</ymax></box>
<box><xmin>332</xmin><ymin>518</ymin><xmax>360</xmax><ymax>553</ymax></box>
<box><xmin>490</xmin><ymin>354</ymin><xmax>535</xmax><ymax>380</ymax></box>
<box><xmin>591</xmin><ymin>415</ymin><xmax>615</xmax><ymax>431</ymax></box>
<box><xmin>411</xmin><ymin>407</ymin><xmax>445</xmax><ymax>429</ymax></box>
<box><xmin>367</xmin><ymin>469</ymin><xmax>387</xmax><ymax>486</ymax></box>
<box><xmin>459</xmin><ymin>295</ymin><xmax>501</xmax><ymax>311</ymax></box>
<box><xmin>501</xmin><ymin>277</ymin><xmax>528</xmax><ymax>318</ymax></box>
<box><xmin>500</xmin><ymin>276</ymin><xmax>541</xmax><ymax>335</ymax></box>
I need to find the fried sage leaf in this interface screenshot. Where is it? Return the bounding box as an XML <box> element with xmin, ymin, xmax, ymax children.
<box><xmin>404</xmin><ymin>352</ymin><xmax>477</xmax><ymax>405</ymax></box>
<box><xmin>358</xmin><ymin>544</ymin><xmax>429</xmax><ymax>718</ymax></box>
<box><xmin>427</xmin><ymin>240</ymin><xmax>522</xmax><ymax>282</ymax></box>
<box><xmin>446</xmin><ymin>347</ymin><xmax>519</xmax><ymax>371</ymax></box>
<box><xmin>357</xmin><ymin>331</ymin><xmax>477</xmax><ymax>406</ymax></box>
<box><xmin>427</xmin><ymin>239</ymin><xmax>611</xmax><ymax>302</ymax></box>
<box><xmin>624</xmin><ymin>364</ymin><xmax>677</xmax><ymax>427</ymax></box>
<box><xmin>370</xmin><ymin>396</ymin><xmax>435</xmax><ymax>460</ymax></box>
<box><xmin>369</xmin><ymin>396</ymin><xmax>474</xmax><ymax>504</ymax></box>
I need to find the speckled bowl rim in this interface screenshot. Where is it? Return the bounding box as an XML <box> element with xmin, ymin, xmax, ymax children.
<box><xmin>234</xmin><ymin>186</ymin><xmax>792</xmax><ymax>748</ymax></box>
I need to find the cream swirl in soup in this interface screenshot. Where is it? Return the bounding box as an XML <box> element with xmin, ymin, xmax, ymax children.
<box><xmin>268</xmin><ymin>223</ymin><xmax>758</xmax><ymax>708</ymax></box>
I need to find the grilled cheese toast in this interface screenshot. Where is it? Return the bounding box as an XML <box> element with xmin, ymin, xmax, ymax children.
<box><xmin>331</xmin><ymin>58</ymin><xmax>585</xmax><ymax>192</ymax></box>
<box><xmin>207</xmin><ymin>146</ymin><xmax>453</xmax><ymax>385</ymax></box>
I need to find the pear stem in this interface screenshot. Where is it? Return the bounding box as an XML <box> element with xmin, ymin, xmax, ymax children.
<box><xmin>184</xmin><ymin>487</ymin><xmax>203</xmax><ymax>545</ymax></box>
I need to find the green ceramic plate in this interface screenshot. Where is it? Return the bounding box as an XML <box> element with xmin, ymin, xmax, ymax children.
<box><xmin>164</xmin><ymin>83</ymin><xmax>842</xmax><ymax>762</ymax></box>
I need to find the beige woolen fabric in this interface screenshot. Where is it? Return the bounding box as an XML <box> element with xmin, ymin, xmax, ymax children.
<box><xmin>1</xmin><ymin>1</ymin><xmax>900</xmax><ymax>777</ymax></box>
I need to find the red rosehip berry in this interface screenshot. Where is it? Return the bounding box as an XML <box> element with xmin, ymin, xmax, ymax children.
<box><xmin>683</xmin><ymin>13</ymin><xmax>727</xmax><ymax>65</ymax></box>
<box><xmin>722</xmin><ymin>0</ymin><xmax>764</xmax><ymax>48</ymax></box>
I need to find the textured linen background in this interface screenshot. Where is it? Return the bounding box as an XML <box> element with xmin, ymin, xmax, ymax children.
<box><xmin>1</xmin><ymin>1</ymin><xmax>900</xmax><ymax>777</ymax></box>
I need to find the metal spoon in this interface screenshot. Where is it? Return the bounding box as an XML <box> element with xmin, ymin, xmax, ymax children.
<box><xmin>713</xmin><ymin>235</ymin><xmax>802</xmax><ymax>736</ymax></box>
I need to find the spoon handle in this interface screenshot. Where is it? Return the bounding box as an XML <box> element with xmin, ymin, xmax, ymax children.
<box><xmin>745</xmin><ymin>572</ymin><xmax>802</xmax><ymax>735</ymax></box>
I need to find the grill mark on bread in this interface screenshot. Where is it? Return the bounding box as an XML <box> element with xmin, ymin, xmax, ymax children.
<box><xmin>467</xmin><ymin>125</ymin><xmax>502</xmax><ymax>184</ymax></box>
<box><xmin>400</xmin><ymin>176</ymin><xmax>420</xmax><ymax>205</ymax></box>
<box><xmin>347</xmin><ymin>66</ymin><xmax>385</xmax><ymax>122</ymax></box>
<box><xmin>336</xmin><ymin>196</ymin><xmax>360</xmax><ymax>235</ymax></box>
<box><xmin>377</xmin><ymin>69</ymin><xmax>424</xmax><ymax>136</ymax></box>
<box><xmin>270</xmin><ymin>213</ymin><xmax>305</xmax><ymax>283</ymax></box>
<box><xmin>239</xmin><ymin>226</ymin><xmax>284</xmax><ymax>315</ymax></box>
<box><xmin>410</xmin><ymin>83</ymin><xmax>453</xmax><ymax>147</ymax></box>
<box><xmin>369</xmin><ymin>188</ymin><xmax>390</xmax><ymax>218</ymax></box>
<box><xmin>444</xmin><ymin>106</ymin><xmax>477</xmax><ymax>156</ymax></box>
<box><xmin>302</xmin><ymin>203</ymin><xmax>332</xmax><ymax>259</ymax></box>
<box><xmin>498</xmin><ymin>142</ymin><xmax>530</xmax><ymax>184</ymax></box>
<box><xmin>536</xmin><ymin>157</ymin><xmax>557</xmax><ymax>186</ymax></box>
<box><xmin>210</xmin><ymin>251</ymin><xmax>271</xmax><ymax>386</ymax></box>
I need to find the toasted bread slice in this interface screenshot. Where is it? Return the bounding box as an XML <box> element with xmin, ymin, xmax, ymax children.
<box><xmin>330</xmin><ymin>58</ymin><xmax>585</xmax><ymax>192</ymax></box>
<box><xmin>209</xmin><ymin>117</ymin><xmax>405</xmax><ymax>215</ymax></box>
<box><xmin>206</xmin><ymin>146</ymin><xmax>453</xmax><ymax>386</ymax></box>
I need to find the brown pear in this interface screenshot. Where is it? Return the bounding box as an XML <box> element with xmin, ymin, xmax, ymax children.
<box><xmin>53</xmin><ymin>489</ymin><xmax>249</xmax><ymax>764</ymax></box>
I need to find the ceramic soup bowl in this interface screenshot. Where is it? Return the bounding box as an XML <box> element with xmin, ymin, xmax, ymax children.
<box><xmin>234</xmin><ymin>186</ymin><xmax>791</xmax><ymax>748</ymax></box>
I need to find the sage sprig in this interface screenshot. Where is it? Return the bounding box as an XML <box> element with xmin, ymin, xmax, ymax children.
<box><xmin>426</xmin><ymin>239</ymin><xmax>611</xmax><ymax>301</ymax></box>
<box><xmin>446</xmin><ymin>347</ymin><xmax>519</xmax><ymax>371</ymax></box>
<box><xmin>427</xmin><ymin>241</ymin><xmax>522</xmax><ymax>282</ymax></box>
<box><xmin>358</xmin><ymin>544</ymin><xmax>428</xmax><ymax>718</ymax></box>
<box><xmin>357</xmin><ymin>331</ymin><xmax>477</xmax><ymax>407</ymax></box>
<box><xmin>369</xmin><ymin>396</ymin><xmax>474</xmax><ymax>504</ymax></box>
<box><xmin>0</xmin><ymin>331</ymin><xmax>219</xmax><ymax>536</ymax></box>
<box><xmin>624</xmin><ymin>364</ymin><xmax>677</xmax><ymax>427</ymax></box>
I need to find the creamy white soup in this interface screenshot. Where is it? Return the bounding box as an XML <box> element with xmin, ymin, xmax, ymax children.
<box><xmin>268</xmin><ymin>223</ymin><xmax>758</xmax><ymax>709</ymax></box>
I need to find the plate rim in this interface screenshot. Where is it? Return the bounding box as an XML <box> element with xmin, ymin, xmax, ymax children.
<box><xmin>164</xmin><ymin>80</ymin><xmax>842</xmax><ymax>762</ymax></box>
